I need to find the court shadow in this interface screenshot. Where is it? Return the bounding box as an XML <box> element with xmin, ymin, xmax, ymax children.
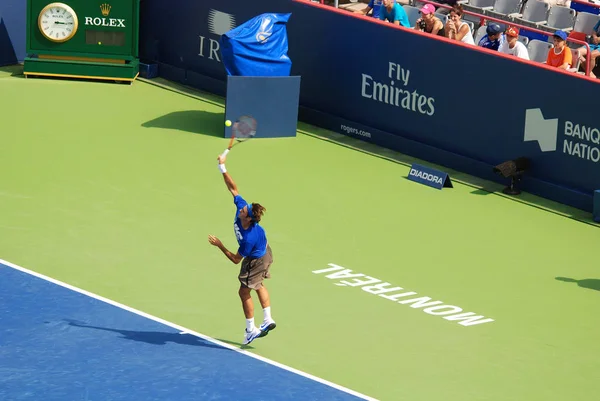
<box><xmin>65</xmin><ymin>320</ymin><xmax>229</xmax><ymax>350</ymax></box>
<box><xmin>214</xmin><ymin>337</ymin><xmax>255</xmax><ymax>350</ymax></box>
<box><xmin>0</xmin><ymin>64</ymin><xmax>24</xmax><ymax>77</ymax></box>
<box><xmin>471</xmin><ymin>188</ymin><xmax>493</xmax><ymax>196</ymax></box>
<box><xmin>556</xmin><ymin>277</ymin><xmax>600</xmax><ymax>292</ymax></box>
<box><xmin>292</xmin><ymin>121</ymin><xmax>599</xmax><ymax>227</ymax></box>
<box><xmin>142</xmin><ymin>110</ymin><xmax>224</xmax><ymax>137</ymax></box>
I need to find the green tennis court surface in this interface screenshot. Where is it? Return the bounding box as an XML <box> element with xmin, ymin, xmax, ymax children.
<box><xmin>1</xmin><ymin>71</ymin><xmax>599</xmax><ymax>401</ymax></box>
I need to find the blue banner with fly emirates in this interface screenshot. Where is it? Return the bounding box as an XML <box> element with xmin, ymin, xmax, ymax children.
<box><xmin>139</xmin><ymin>0</ymin><xmax>600</xmax><ymax>212</ymax></box>
<box><xmin>285</xmin><ymin>1</ymin><xmax>600</xmax><ymax>212</ymax></box>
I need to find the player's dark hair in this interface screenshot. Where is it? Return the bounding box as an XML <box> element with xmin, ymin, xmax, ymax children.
<box><xmin>251</xmin><ymin>203</ymin><xmax>266</xmax><ymax>223</ymax></box>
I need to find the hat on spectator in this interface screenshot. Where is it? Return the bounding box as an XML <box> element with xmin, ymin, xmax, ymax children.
<box><xmin>486</xmin><ymin>23</ymin><xmax>502</xmax><ymax>35</ymax></box>
<box><xmin>506</xmin><ymin>26</ymin><xmax>519</xmax><ymax>37</ymax></box>
<box><xmin>553</xmin><ymin>30</ymin><xmax>568</xmax><ymax>41</ymax></box>
<box><xmin>420</xmin><ymin>4</ymin><xmax>436</xmax><ymax>14</ymax></box>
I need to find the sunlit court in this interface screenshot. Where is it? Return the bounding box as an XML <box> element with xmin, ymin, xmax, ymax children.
<box><xmin>1</xmin><ymin>0</ymin><xmax>600</xmax><ymax>400</ymax></box>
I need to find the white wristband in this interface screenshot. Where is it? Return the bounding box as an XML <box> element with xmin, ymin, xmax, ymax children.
<box><xmin>218</xmin><ymin>164</ymin><xmax>227</xmax><ymax>173</ymax></box>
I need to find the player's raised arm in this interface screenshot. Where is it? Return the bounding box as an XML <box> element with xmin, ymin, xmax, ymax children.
<box><xmin>217</xmin><ymin>153</ymin><xmax>239</xmax><ymax>197</ymax></box>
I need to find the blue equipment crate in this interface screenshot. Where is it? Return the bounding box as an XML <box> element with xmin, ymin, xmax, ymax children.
<box><xmin>139</xmin><ymin>62</ymin><xmax>158</xmax><ymax>79</ymax></box>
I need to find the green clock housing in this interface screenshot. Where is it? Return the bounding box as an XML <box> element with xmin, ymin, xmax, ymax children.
<box><xmin>24</xmin><ymin>1</ymin><xmax>139</xmax><ymax>82</ymax></box>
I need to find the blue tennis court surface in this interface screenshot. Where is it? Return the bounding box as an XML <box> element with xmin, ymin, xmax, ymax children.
<box><xmin>0</xmin><ymin>260</ymin><xmax>373</xmax><ymax>401</ymax></box>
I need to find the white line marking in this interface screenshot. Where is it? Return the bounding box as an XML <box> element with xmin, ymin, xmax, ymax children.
<box><xmin>0</xmin><ymin>259</ymin><xmax>378</xmax><ymax>401</ymax></box>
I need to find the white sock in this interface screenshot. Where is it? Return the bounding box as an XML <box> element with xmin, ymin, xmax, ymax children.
<box><xmin>246</xmin><ymin>318</ymin><xmax>254</xmax><ymax>332</ymax></box>
<box><xmin>263</xmin><ymin>306</ymin><xmax>272</xmax><ymax>322</ymax></box>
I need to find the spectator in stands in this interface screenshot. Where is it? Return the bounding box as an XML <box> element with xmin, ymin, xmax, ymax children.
<box><xmin>444</xmin><ymin>5</ymin><xmax>475</xmax><ymax>45</ymax></box>
<box><xmin>379</xmin><ymin>0</ymin><xmax>411</xmax><ymax>27</ymax></box>
<box><xmin>477</xmin><ymin>23</ymin><xmax>505</xmax><ymax>51</ymax></box>
<box><xmin>498</xmin><ymin>26</ymin><xmax>530</xmax><ymax>60</ymax></box>
<box><xmin>546</xmin><ymin>30</ymin><xmax>572</xmax><ymax>70</ymax></box>
<box><xmin>354</xmin><ymin>0</ymin><xmax>384</xmax><ymax>19</ymax></box>
<box><xmin>575</xmin><ymin>19</ymin><xmax>600</xmax><ymax>78</ymax></box>
<box><xmin>414</xmin><ymin>3</ymin><xmax>445</xmax><ymax>36</ymax></box>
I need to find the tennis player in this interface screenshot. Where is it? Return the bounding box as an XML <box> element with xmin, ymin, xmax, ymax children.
<box><xmin>208</xmin><ymin>152</ymin><xmax>277</xmax><ymax>345</ymax></box>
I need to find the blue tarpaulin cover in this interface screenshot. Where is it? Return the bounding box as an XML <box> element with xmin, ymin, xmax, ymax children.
<box><xmin>220</xmin><ymin>13</ymin><xmax>292</xmax><ymax>77</ymax></box>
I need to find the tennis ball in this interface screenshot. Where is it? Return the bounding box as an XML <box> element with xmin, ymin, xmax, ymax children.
<box><xmin>98</xmin><ymin>42</ymin><xmax>102</xmax><ymax>45</ymax></box>
<box><xmin>225</xmin><ymin>120</ymin><xmax>232</xmax><ymax>127</ymax></box>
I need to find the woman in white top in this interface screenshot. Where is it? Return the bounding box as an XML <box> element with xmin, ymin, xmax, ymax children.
<box><xmin>445</xmin><ymin>5</ymin><xmax>475</xmax><ymax>46</ymax></box>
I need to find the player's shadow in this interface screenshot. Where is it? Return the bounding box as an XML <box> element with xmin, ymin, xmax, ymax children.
<box><xmin>214</xmin><ymin>337</ymin><xmax>256</xmax><ymax>349</ymax></box>
<box><xmin>65</xmin><ymin>320</ymin><xmax>230</xmax><ymax>350</ymax></box>
<box><xmin>555</xmin><ymin>277</ymin><xmax>600</xmax><ymax>292</ymax></box>
<box><xmin>142</xmin><ymin>110</ymin><xmax>224</xmax><ymax>137</ymax></box>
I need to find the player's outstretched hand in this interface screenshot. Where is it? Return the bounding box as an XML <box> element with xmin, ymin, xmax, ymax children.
<box><xmin>208</xmin><ymin>235</ymin><xmax>223</xmax><ymax>247</ymax></box>
<box><xmin>217</xmin><ymin>154</ymin><xmax>227</xmax><ymax>165</ymax></box>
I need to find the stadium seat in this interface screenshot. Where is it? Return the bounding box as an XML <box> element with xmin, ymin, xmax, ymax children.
<box><xmin>463</xmin><ymin>0</ymin><xmax>496</xmax><ymax>14</ymax></box>
<box><xmin>412</xmin><ymin>0</ymin><xmax>427</xmax><ymax>10</ymax></box>
<box><xmin>542</xmin><ymin>6</ymin><xmax>577</xmax><ymax>31</ymax></box>
<box><xmin>511</xmin><ymin>0</ymin><xmax>550</xmax><ymax>27</ymax></box>
<box><xmin>463</xmin><ymin>12</ymin><xmax>484</xmax><ymax>29</ymax></box>
<box><xmin>527</xmin><ymin>39</ymin><xmax>553</xmax><ymax>62</ymax></box>
<box><xmin>569</xmin><ymin>30</ymin><xmax>586</xmax><ymax>39</ymax></box>
<box><xmin>474</xmin><ymin>25</ymin><xmax>489</xmax><ymax>43</ymax></box>
<box><xmin>572</xmin><ymin>11</ymin><xmax>600</xmax><ymax>35</ymax></box>
<box><xmin>482</xmin><ymin>0</ymin><xmax>523</xmax><ymax>20</ymax></box>
<box><xmin>463</xmin><ymin>19</ymin><xmax>475</xmax><ymax>33</ymax></box>
<box><xmin>518</xmin><ymin>35</ymin><xmax>530</xmax><ymax>46</ymax></box>
<box><xmin>435</xmin><ymin>11</ymin><xmax>448</xmax><ymax>23</ymax></box>
<box><xmin>403</xmin><ymin>5</ymin><xmax>422</xmax><ymax>27</ymax></box>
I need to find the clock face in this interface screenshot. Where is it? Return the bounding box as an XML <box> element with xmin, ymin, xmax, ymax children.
<box><xmin>38</xmin><ymin>3</ymin><xmax>79</xmax><ymax>43</ymax></box>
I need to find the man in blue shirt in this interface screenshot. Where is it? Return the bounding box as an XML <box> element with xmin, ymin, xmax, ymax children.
<box><xmin>208</xmin><ymin>151</ymin><xmax>276</xmax><ymax>345</ymax></box>
<box><xmin>575</xmin><ymin>19</ymin><xmax>600</xmax><ymax>77</ymax></box>
<box><xmin>354</xmin><ymin>0</ymin><xmax>384</xmax><ymax>19</ymax></box>
<box><xmin>380</xmin><ymin>0</ymin><xmax>410</xmax><ymax>28</ymax></box>
<box><xmin>477</xmin><ymin>23</ymin><xmax>505</xmax><ymax>51</ymax></box>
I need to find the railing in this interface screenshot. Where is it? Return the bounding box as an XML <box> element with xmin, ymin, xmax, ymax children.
<box><xmin>312</xmin><ymin>0</ymin><xmax>594</xmax><ymax>77</ymax></box>
<box><xmin>570</xmin><ymin>0</ymin><xmax>600</xmax><ymax>14</ymax></box>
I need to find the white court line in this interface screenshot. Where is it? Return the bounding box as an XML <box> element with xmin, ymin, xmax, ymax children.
<box><xmin>0</xmin><ymin>259</ymin><xmax>378</xmax><ymax>401</ymax></box>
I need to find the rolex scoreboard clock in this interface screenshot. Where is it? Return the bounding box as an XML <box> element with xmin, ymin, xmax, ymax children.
<box><xmin>24</xmin><ymin>1</ymin><xmax>140</xmax><ymax>83</ymax></box>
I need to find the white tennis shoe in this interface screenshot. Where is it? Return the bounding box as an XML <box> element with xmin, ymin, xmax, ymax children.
<box><xmin>243</xmin><ymin>327</ymin><xmax>263</xmax><ymax>345</ymax></box>
<box><xmin>259</xmin><ymin>318</ymin><xmax>276</xmax><ymax>334</ymax></box>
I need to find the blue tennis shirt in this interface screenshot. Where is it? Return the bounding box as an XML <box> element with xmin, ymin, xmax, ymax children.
<box><xmin>233</xmin><ymin>195</ymin><xmax>267</xmax><ymax>258</ymax></box>
<box><xmin>379</xmin><ymin>3</ymin><xmax>410</xmax><ymax>28</ymax></box>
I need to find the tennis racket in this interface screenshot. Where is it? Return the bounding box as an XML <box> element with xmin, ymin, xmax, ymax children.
<box><xmin>221</xmin><ymin>115</ymin><xmax>257</xmax><ymax>157</ymax></box>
